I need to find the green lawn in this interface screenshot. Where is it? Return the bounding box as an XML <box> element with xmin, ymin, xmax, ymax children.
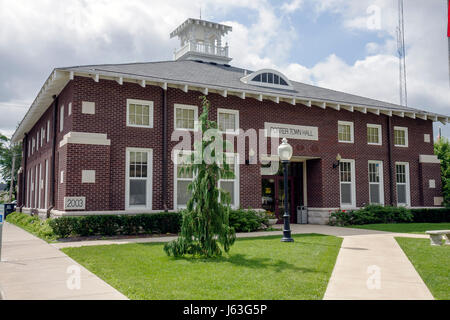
<box><xmin>396</xmin><ymin>237</ymin><xmax>450</xmax><ymax>300</ymax></box>
<box><xmin>62</xmin><ymin>234</ymin><xmax>342</xmax><ymax>300</ymax></box>
<box><xmin>350</xmin><ymin>223</ymin><xmax>450</xmax><ymax>234</ymax></box>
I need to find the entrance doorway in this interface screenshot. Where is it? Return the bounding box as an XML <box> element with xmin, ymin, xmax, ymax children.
<box><xmin>261</xmin><ymin>162</ymin><xmax>304</xmax><ymax>223</ymax></box>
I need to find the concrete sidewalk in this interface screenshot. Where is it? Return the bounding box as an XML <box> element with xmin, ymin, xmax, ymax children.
<box><xmin>0</xmin><ymin>223</ymin><xmax>127</xmax><ymax>300</ymax></box>
<box><xmin>324</xmin><ymin>233</ymin><xmax>434</xmax><ymax>300</ymax></box>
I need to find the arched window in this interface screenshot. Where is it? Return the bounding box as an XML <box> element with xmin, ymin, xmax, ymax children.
<box><xmin>241</xmin><ymin>69</ymin><xmax>293</xmax><ymax>90</ymax></box>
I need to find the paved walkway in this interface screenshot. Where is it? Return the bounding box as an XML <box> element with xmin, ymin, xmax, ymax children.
<box><xmin>0</xmin><ymin>223</ymin><xmax>127</xmax><ymax>300</ymax></box>
<box><xmin>323</xmin><ymin>232</ymin><xmax>433</xmax><ymax>300</ymax></box>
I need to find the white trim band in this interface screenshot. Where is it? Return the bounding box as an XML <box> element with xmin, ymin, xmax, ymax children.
<box><xmin>59</xmin><ymin>132</ymin><xmax>111</xmax><ymax>147</ymax></box>
<box><xmin>419</xmin><ymin>155</ymin><xmax>441</xmax><ymax>164</ymax></box>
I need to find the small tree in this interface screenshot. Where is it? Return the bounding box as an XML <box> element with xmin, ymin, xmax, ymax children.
<box><xmin>434</xmin><ymin>137</ymin><xmax>450</xmax><ymax>207</ymax></box>
<box><xmin>164</xmin><ymin>97</ymin><xmax>236</xmax><ymax>258</ymax></box>
<box><xmin>0</xmin><ymin>132</ymin><xmax>22</xmax><ymax>201</ymax></box>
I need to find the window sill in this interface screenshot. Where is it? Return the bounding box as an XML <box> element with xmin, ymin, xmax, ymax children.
<box><xmin>127</xmin><ymin>124</ymin><xmax>154</xmax><ymax>129</ymax></box>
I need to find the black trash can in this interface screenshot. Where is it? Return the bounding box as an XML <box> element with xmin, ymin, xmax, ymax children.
<box><xmin>3</xmin><ymin>203</ymin><xmax>16</xmax><ymax>218</ymax></box>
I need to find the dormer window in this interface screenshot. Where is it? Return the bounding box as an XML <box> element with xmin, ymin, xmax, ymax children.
<box><xmin>241</xmin><ymin>69</ymin><xmax>294</xmax><ymax>90</ymax></box>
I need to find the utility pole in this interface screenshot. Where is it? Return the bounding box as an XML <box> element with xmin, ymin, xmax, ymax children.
<box><xmin>8</xmin><ymin>150</ymin><xmax>16</xmax><ymax>203</ymax></box>
<box><xmin>396</xmin><ymin>0</ymin><xmax>408</xmax><ymax>106</ymax></box>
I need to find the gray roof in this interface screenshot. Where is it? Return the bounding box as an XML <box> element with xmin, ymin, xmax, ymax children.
<box><xmin>11</xmin><ymin>59</ymin><xmax>449</xmax><ymax>144</ymax></box>
<box><xmin>59</xmin><ymin>60</ymin><xmax>442</xmax><ymax>114</ymax></box>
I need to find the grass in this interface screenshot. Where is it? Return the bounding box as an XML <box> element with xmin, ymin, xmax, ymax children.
<box><xmin>62</xmin><ymin>234</ymin><xmax>342</xmax><ymax>300</ymax></box>
<box><xmin>396</xmin><ymin>237</ymin><xmax>450</xmax><ymax>300</ymax></box>
<box><xmin>349</xmin><ymin>223</ymin><xmax>450</xmax><ymax>234</ymax></box>
<box><xmin>5</xmin><ymin>212</ymin><xmax>57</xmax><ymax>242</ymax></box>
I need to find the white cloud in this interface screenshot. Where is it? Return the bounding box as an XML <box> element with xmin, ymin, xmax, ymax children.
<box><xmin>281</xmin><ymin>0</ymin><xmax>303</xmax><ymax>13</ymax></box>
<box><xmin>0</xmin><ymin>0</ymin><xmax>448</xmax><ymax>140</ymax></box>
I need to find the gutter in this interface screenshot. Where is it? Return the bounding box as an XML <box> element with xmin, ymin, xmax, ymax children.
<box><xmin>387</xmin><ymin>116</ymin><xmax>395</xmax><ymax>206</ymax></box>
<box><xmin>48</xmin><ymin>95</ymin><xmax>59</xmax><ymax>216</ymax></box>
<box><xmin>20</xmin><ymin>133</ymin><xmax>28</xmax><ymax>210</ymax></box>
<box><xmin>162</xmin><ymin>87</ymin><xmax>168</xmax><ymax>212</ymax></box>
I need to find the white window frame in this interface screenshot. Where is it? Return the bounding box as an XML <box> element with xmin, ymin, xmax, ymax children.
<box><xmin>368</xmin><ymin>160</ymin><xmax>384</xmax><ymax>205</ymax></box>
<box><xmin>126</xmin><ymin>99</ymin><xmax>154</xmax><ymax>128</ymax></box>
<box><xmin>338</xmin><ymin>121</ymin><xmax>354</xmax><ymax>143</ymax></box>
<box><xmin>173</xmin><ymin>150</ymin><xmax>195</xmax><ymax>210</ymax></box>
<box><xmin>367</xmin><ymin>124</ymin><xmax>382</xmax><ymax>146</ymax></box>
<box><xmin>28</xmin><ymin>140</ymin><xmax>31</xmax><ymax>157</ymax></box>
<box><xmin>36</xmin><ymin>132</ymin><xmax>39</xmax><ymax>151</ymax></box>
<box><xmin>68</xmin><ymin>102</ymin><xmax>72</xmax><ymax>116</ymax></box>
<box><xmin>32</xmin><ymin>138</ymin><xmax>35</xmax><ymax>154</ymax></box>
<box><xmin>34</xmin><ymin>166</ymin><xmax>38</xmax><ymax>209</ymax></box>
<box><xmin>60</xmin><ymin>105</ymin><xmax>64</xmax><ymax>132</ymax></box>
<box><xmin>394</xmin><ymin>126</ymin><xmax>408</xmax><ymax>147</ymax></box>
<box><xmin>125</xmin><ymin>147</ymin><xmax>153</xmax><ymax>210</ymax></box>
<box><xmin>217</xmin><ymin>108</ymin><xmax>240</xmax><ymax>135</ymax></box>
<box><xmin>174</xmin><ymin>104</ymin><xmax>198</xmax><ymax>131</ymax></box>
<box><xmin>41</xmin><ymin>128</ymin><xmax>45</xmax><ymax>147</ymax></box>
<box><xmin>38</xmin><ymin>163</ymin><xmax>42</xmax><ymax>209</ymax></box>
<box><xmin>395</xmin><ymin>162</ymin><xmax>411</xmax><ymax>207</ymax></box>
<box><xmin>47</xmin><ymin>120</ymin><xmax>50</xmax><ymax>142</ymax></box>
<box><xmin>218</xmin><ymin>153</ymin><xmax>240</xmax><ymax>209</ymax></box>
<box><xmin>339</xmin><ymin>159</ymin><xmax>356</xmax><ymax>208</ymax></box>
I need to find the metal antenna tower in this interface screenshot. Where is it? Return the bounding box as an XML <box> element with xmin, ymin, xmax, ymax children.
<box><xmin>396</xmin><ymin>0</ymin><xmax>408</xmax><ymax>106</ymax></box>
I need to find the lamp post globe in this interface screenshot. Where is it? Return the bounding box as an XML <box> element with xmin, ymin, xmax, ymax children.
<box><xmin>278</xmin><ymin>138</ymin><xmax>294</xmax><ymax>243</ymax></box>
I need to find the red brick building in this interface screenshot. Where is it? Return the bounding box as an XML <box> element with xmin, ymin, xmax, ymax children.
<box><xmin>12</xmin><ymin>18</ymin><xmax>447</xmax><ymax>224</ymax></box>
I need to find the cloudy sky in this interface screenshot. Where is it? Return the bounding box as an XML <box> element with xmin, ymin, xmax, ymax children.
<box><xmin>0</xmin><ymin>0</ymin><xmax>449</xmax><ymax>139</ymax></box>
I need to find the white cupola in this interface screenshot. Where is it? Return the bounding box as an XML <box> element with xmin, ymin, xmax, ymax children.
<box><xmin>170</xmin><ymin>18</ymin><xmax>233</xmax><ymax>64</ymax></box>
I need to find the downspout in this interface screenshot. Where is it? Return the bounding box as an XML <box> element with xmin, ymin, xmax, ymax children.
<box><xmin>21</xmin><ymin>133</ymin><xmax>28</xmax><ymax>210</ymax></box>
<box><xmin>387</xmin><ymin>116</ymin><xmax>395</xmax><ymax>206</ymax></box>
<box><xmin>48</xmin><ymin>95</ymin><xmax>59</xmax><ymax>217</ymax></box>
<box><xmin>162</xmin><ymin>87</ymin><xmax>168</xmax><ymax>212</ymax></box>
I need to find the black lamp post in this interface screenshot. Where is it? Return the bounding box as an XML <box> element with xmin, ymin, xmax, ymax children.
<box><xmin>278</xmin><ymin>138</ymin><xmax>294</xmax><ymax>243</ymax></box>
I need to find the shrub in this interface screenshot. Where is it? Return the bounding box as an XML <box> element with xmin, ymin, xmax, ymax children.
<box><xmin>229</xmin><ymin>209</ymin><xmax>268</xmax><ymax>232</ymax></box>
<box><xmin>411</xmin><ymin>208</ymin><xmax>450</xmax><ymax>223</ymax></box>
<box><xmin>49</xmin><ymin>212</ymin><xmax>182</xmax><ymax>238</ymax></box>
<box><xmin>329</xmin><ymin>205</ymin><xmax>413</xmax><ymax>226</ymax></box>
<box><xmin>6</xmin><ymin>212</ymin><xmax>57</xmax><ymax>242</ymax></box>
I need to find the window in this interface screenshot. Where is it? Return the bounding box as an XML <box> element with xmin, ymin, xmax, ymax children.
<box><xmin>68</xmin><ymin>102</ymin><xmax>72</xmax><ymax>116</ymax></box>
<box><xmin>241</xmin><ymin>69</ymin><xmax>294</xmax><ymax>90</ymax></box>
<box><xmin>174</xmin><ymin>104</ymin><xmax>198</xmax><ymax>131</ymax></box>
<box><xmin>47</xmin><ymin>120</ymin><xmax>50</xmax><ymax>142</ymax></box>
<box><xmin>368</xmin><ymin>161</ymin><xmax>384</xmax><ymax>205</ymax></box>
<box><xmin>367</xmin><ymin>124</ymin><xmax>382</xmax><ymax>145</ymax></box>
<box><xmin>396</xmin><ymin>162</ymin><xmax>410</xmax><ymax>206</ymax></box>
<box><xmin>60</xmin><ymin>105</ymin><xmax>64</xmax><ymax>132</ymax></box>
<box><xmin>127</xmin><ymin>99</ymin><xmax>153</xmax><ymax>128</ymax></box>
<box><xmin>41</xmin><ymin>128</ymin><xmax>45</xmax><ymax>147</ymax></box>
<box><xmin>219</xmin><ymin>153</ymin><xmax>239</xmax><ymax>208</ymax></box>
<box><xmin>251</xmin><ymin>72</ymin><xmax>289</xmax><ymax>86</ymax></box>
<box><xmin>36</xmin><ymin>132</ymin><xmax>39</xmax><ymax>151</ymax></box>
<box><xmin>394</xmin><ymin>126</ymin><xmax>408</xmax><ymax>147</ymax></box>
<box><xmin>339</xmin><ymin>160</ymin><xmax>356</xmax><ymax>208</ymax></box>
<box><xmin>125</xmin><ymin>148</ymin><xmax>153</xmax><ymax>209</ymax></box>
<box><xmin>338</xmin><ymin>121</ymin><xmax>354</xmax><ymax>143</ymax></box>
<box><xmin>32</xmin><ymin>138</ymin><xmax>35</xmax><ymax>154</ymax></box>
<box><xmin>174</xmin><ymin>150</ymin><xmax>194</xmax><ymax>209</ymax></box>
<box><xmin>218</xmin><ymin>108</ymin><xmax>239</xmax><ymax>134</ymax></box>
<box><xmin>28</xmin><ymin>140</ymin><xmax>31</xmax><ymax>157</ymax></box>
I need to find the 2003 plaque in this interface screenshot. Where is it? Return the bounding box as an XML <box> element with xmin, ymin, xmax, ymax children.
<box><xmin>64</xmin><ymin>197</ymin><xmax>86</xmax><ymax>210</ymax></box>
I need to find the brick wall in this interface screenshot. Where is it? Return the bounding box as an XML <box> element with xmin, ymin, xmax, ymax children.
<box><xmin>18</xmin><ymin>75</ymin><xmax>443</xmax><ymax>213</ymax></box>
